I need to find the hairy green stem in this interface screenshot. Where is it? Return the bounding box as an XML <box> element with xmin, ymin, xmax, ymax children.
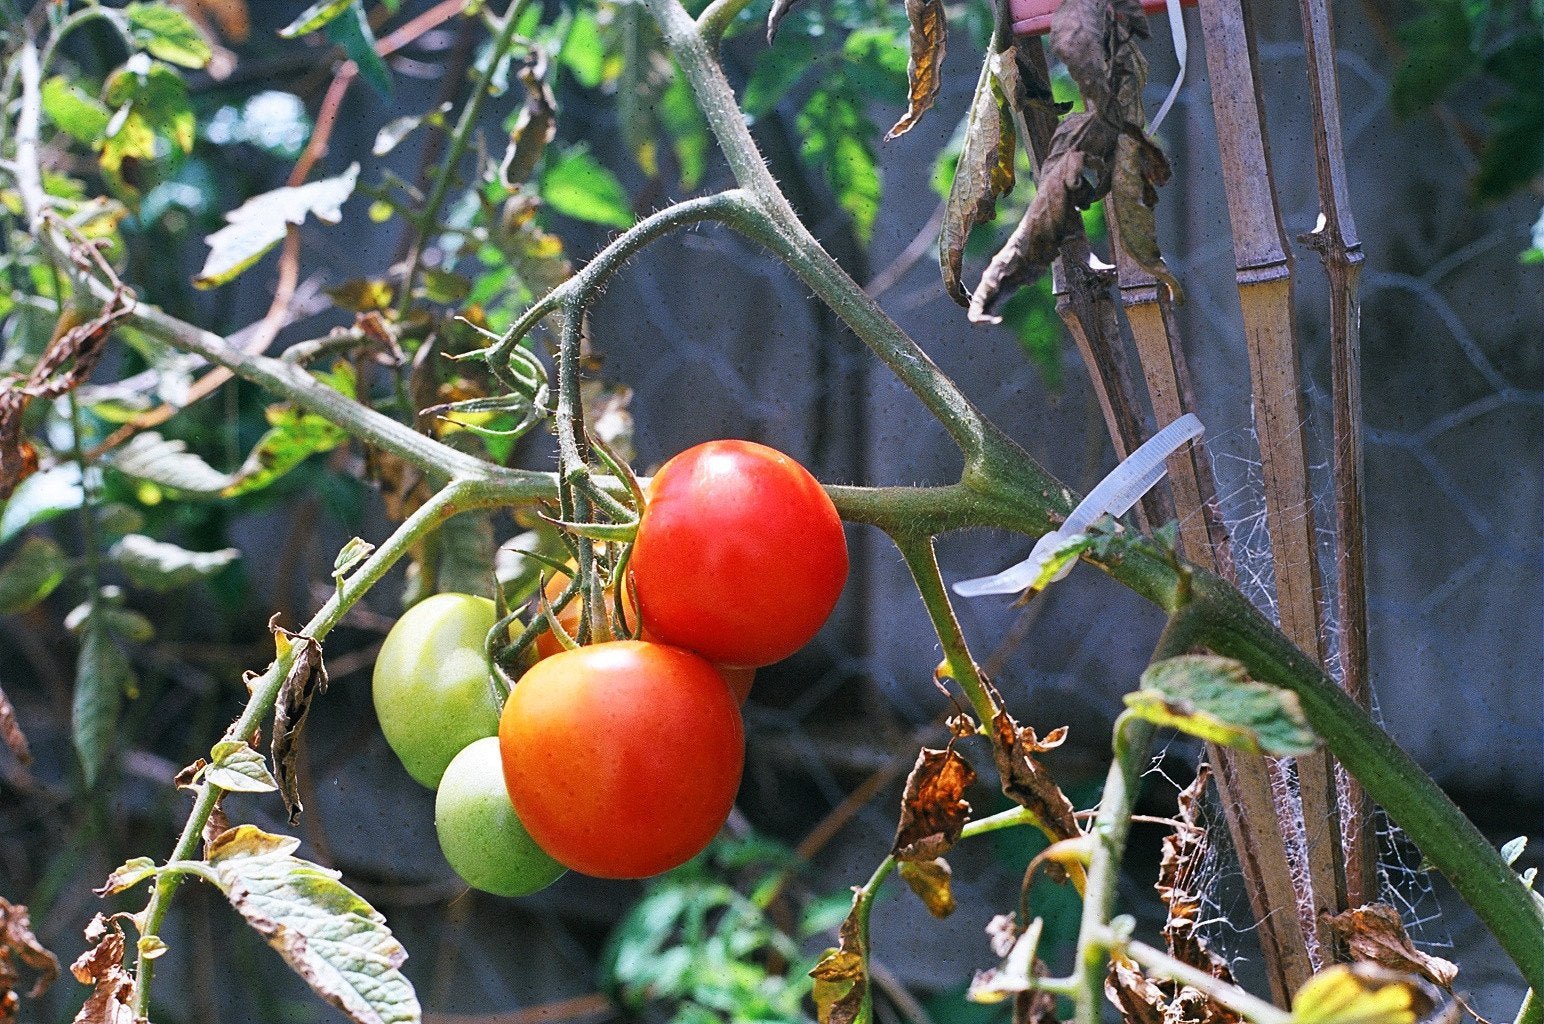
<box><xmin>1073</xmin><ymin>609</ymin><xmax>1205</xmax><ymax>1024</ymax></box>
<box><xmin>394</xmin><ymin>0</ymin><xmax>527</xmax><ymax>314</ymax></box>
<box><xmin>695</xmin><ymin>0</ymin><xmax>757</xmax><ymax>47</ymax></box>
<box><xmin>130</xmin><ymin>478</ymin><xmax>499</xmax><ymax>1016</ymax></box>
<box><xmin>893</xmin><ymin>534</ymin><xmax>997</xmax><ymax>730</ymax></box>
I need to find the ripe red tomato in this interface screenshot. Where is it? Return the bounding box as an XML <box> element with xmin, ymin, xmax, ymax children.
<box><xmin>499</xmin><ymin>641</ymin><xmax>744</xmax><ymax>878</ymax></box>
<box><xmin>629</xmin><ymin>440</ymin><xmax>847</xmax><ymax>667</ymax></box>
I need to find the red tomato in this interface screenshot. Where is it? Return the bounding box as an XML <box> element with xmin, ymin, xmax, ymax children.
<box><xmin>629</xmin><ymin>441</ymin><xmax>847</xmax><ymax>667</ymax></box>
<box><xmin>532</xmin><ymin>561</ymin><xmax>638</xmax><ymax>660</ymax></box>
<box><xmin>499</xmin><ymin>641</ymin><xmax>744</xmax><ymax>878</ymax></box>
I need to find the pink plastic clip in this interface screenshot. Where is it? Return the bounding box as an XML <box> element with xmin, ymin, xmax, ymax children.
<box><xmin>1010</xmin><ymin>0</ymin><xmax>1196</xmax><ymax>37</ymax></box>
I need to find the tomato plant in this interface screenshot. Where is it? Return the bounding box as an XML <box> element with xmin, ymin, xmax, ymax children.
<box><xmin>630</xmin><ymin>441</ymin><xmax>848</xmax><ymax>667</ymax></box>
<box><xmin>532</xmin><ymin>559</ymin><xmax>638</xmax><ymax>658</ymax></box>
<box><xmin>435</xmin><ymin>738</ymin><xmax>567</xmax><ymax>898</ymax></box>
<box><xmin>373</xmin><ymin>593</ymin><xmax>502</xmax><ymax>788</ymax></box>
<box><xmin>499</xmin><ymin>641</ymin><xmax>744</xmax><ymax>878</ymax></box>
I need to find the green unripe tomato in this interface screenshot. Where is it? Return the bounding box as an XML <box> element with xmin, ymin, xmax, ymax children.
<box><xmin>373</xmin><ymin>593</ymin><xmax>502</xmax><ymax>788</ymax></box>
<box><xmin>435</xmin><ymin>738</ymin><xmax>565</xmax><ymax>897</ymax></box>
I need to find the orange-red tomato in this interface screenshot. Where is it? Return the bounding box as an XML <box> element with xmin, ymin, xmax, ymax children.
<box><xmin>499</xmin><ymin>641</ymin><xmax>744</xmax><ymax>878</ymax></box>
<box><xmin>629</xmin><ymin>441</ymin><xmax>847</xmax><ymax>668</ymax></box>
<box><xmin>532</xmin><ymin>562</ymin><xmax>638</xmax><ymax>660</ymax></box>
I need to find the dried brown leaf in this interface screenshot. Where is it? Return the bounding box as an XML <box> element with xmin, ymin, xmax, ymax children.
<box><xmin>1324</xmin><ymin>904</ymin><xmax>1459</xmax><ymax>990</ymax></box>
<box><xmin>269</xmin><ymin>625</ymin><xmax>329</xmax><ymax>823</ymax></box>
<box><xmin>69</xmin><ymin>916</ymin><xmax>133</xmax><ymax>1024</ymax></box>
<box><xmin>0</xmin><ymin>685</ymin><xmax>32</xmax><ymax>766</ymax></box>
<box><xmin>809</xmin><ymin>901</ymin><xmax>867</xmax><ymax>1024</ymax></box>
<box><xmin>1110</xmin><ymin>132</ymin><xmax>1180</xmax><ymax>298</ymax></box>
<box><xmin>501</xmin><ymin>55</ymin><xmax>558</xmax><ymax>188</ymax></box>
<box><xmin>177</xmin><ymin>0</ymin><xmax>250</xmax><ymax>42</ymax></box>
<box><xmin>1156</xmin><ymin>766</ymin><xmax>1234</xmax><ymax>983</ymax></box>
<box><xmin>941</xmin><ymin>60</ymin><xmax>1017</xmax><ymax>305</ymax></box>
<box><xmin>968</xmin><ymin>113</ymin><xmax>1116</xmax><ymax>322</ymax></box>
<box><xmin>1106</xmin><ymin>960</ymin><xmax>1168</xmax><ymax>1024</ymax></box>
<box><xmin>990</xmin><ymin>710</ymin><xmax>1080</xmax><ymax>867</ymax></box>
<box><xmin>202</xmin><ymin>798</ymin><xmax>231</xmax><ymax>857</ymax></box>
<box><xmin>1015</xmin><ymin>987</ymin><xmax>1059</xmax><ymax>1024</ymax></box>
<box><xmin>892</xmin><ymin>746</ymin><xmax>975</xmax><ymax>860</ymax></box>
<box><xmin>886</xmin><ymin>0</ymin><xmax>947</xmax><ymax>140</ymax></box>
<box><xmin>0</xmin><ymin>898</ymin><xmax>59</xmax><ymax>1022</ymax></box>
<box><xmin>898</xmin><ymin>858</ymin><xmax>955</xmax><ymax>918</ymax></box>
<box><xmin>174</xmin><ymin>757</ymin><xmax>207</xmax><ymax>789</ymax></box>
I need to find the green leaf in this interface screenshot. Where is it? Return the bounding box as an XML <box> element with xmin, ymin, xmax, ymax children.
<box><xmin>560</xmin><ymin>10</ymin><xmax>608</xmax><ymax>89</ymax></box>
<box><xmin>541</xmin><ymin>149</ymin><xmax>634</xmax><ymax>228</ymax></box>
<box><xmin>1391</xmin><ymin>0</ymin><xmax>1476</xmax><ymax>115</ymax></box>
<box><xmin>42</xmin><ymin>76</ymin><xmax>112</xmax><ymax>144</ymax></box>
<box><xmin>743</xmin><ymin>35</ymin><xmax>821</xmax><ymax>119</ymax></box>
<box><xmin>279</xmin><ymin>0</ymin><xmax>355</xmax><ymax>38</ymax></box>
<box><xmin>74</xmin><ymin>612</ymin><xmax>138</xmax><ymax>786</ymax></box>
<box><xmin>98</xmin><ymin>856</ymin><xmax>161</xmax><ymax>895</ymax></box>
<box><xmin>1</xmin><ymin>465</ymin><xmax>87</xmax><ymax>544</ymax></box>
<box><xmin>332</xmin><ymin>537</ymin><xmax>375</xmax><ymax>592</ymax></box>
<box><xmin>0</xmin><ymin>536</ymin><xmax>69</xmax><ymax>614</ymax></box>
<box><xmin>1126</xmin><ymin>655</ymin><xmax>1319</xmax><ymax>757</ymax></box>
<box><xmin>110</xmin><ymin>533</ymin><xmax>239</xmax><ymax>591</ymax></box>
<box><xmin>325</xmin><ymin>3</ymin><xmax>393</xmax><ymax>99</ymax></box>
<box><xmin>196</xmin><ymin>163</ymin><xmax>359</xmax><ymax>288</ymax></box>
<box><xmin>202</xmin><ymin>826</ymin><xmax>421</xmax><ymax>1024</ymax></box>
<box><xmin>206</xmin><ymin>740</ymin><xmax>280</xmax><ymax>793</ymax></box>
<box><xmin>226</xmin><ymin>402</ymin><xmax>350</xmax><ymax>498</ymax></box>
<box><xmin>1000</xmin><ymin>278</ymin><xmax>1062</xmax><ymax>388</ymax></box>
<box><xmin>125</xmin><ymin>3</ymin><xmax>214</xmax><ymax>68</ymax></box>
<box><xmin>419</xmin><ymin>268</ymin><xmax>471</xmax><ymax>304</ymax></box>
<box><xmin>101</xmin><ymin>55</ymin><xmax>195</xmax><ymax>172</ymax></box>
<box><xmin>797</xmin><ymin>88</ymin><xmax>881</xmax><ymax>243</ymax></box>
<box><xmin>659</xmin><ymin>71</ymin><xmax>709</xmax><ymax>190</ymax></box>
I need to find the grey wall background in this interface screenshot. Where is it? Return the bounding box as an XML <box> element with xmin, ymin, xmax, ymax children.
<box><xmin>4</xmin><ymin>0</ymin><xmax>1540</xmax><ymax>1022</ymax></box>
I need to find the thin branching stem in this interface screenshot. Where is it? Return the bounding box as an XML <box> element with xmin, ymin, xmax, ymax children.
<box><xmin>130</xmin><ymin>478</ymin><xmax>500</xmax><ymax>1015</ymax></box>
<box><xmin>893</xmin><ymin>534</ymin><xmax>997</xmax><ymax>730</ymax></box>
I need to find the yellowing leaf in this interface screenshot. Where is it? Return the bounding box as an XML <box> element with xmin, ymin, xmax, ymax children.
<box><xmin>1292</xmin><ymin>965</ymin><xmax>1448</xmax><ymax>1024</ymax></box>
<box><xmin>886</xmin><ymin>0</ymin><xmax>946</xmax><ymax>139</ymax></box>
<box><xmin>1126</xmin><ymin>655</ymin><xmax>1318</xmax><ymax>757</ymax></box>
<box><xmin>897</xmin><ymin>858</ymin><xmax>955</xmax><ymax>918</ymax></box>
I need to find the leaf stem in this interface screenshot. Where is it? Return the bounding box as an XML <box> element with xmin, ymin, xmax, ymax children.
<box><xmin>394</xmin><ymin>0</ymin><xmax>528</xmax><ymax>314</ymax></box>
<box><xmin>130</xmin><ymin>478</ymin><xmax>499</xmax><ymax>1016</ymax></box>
<box><xmin>893</xmin><ymin>534</ymin><xmax>996</xmax><ymax>730</ymax></box>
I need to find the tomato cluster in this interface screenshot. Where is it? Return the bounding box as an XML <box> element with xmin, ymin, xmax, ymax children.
<box><xmin>372</xmin><ymin>440</ymin><xmax>847</xmax><ymax>893</ymax></box>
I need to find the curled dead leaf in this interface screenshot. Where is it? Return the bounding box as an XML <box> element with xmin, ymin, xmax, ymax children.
<box><xmin>898</xmin><ymin>858</ymin><xmax>956</xmax><ymax>918</ymax></box>
<box><xmin>810</xmin><ymin>901</ymin><xmax>867</xmax><ymax>1024</ymax></box>
<box><xmin>886</xmin><ymin>0</ymin><xmax>947</xmax><ymax>140</ymax></box>
<box><xmin>1323</xmin><ymin>905</ymin><xmax>1458</xmax><ymax>990</ymax></box>
<box><xmin>0</xmin><ymin>685</ymin><xmax>32</xmax><ymax>766</ymax></box>
<box><xmin>989</xmin><ymin>708</ymin><xmax>1080</xmax><ymax>882</ymax></box>
<box><xmin>501</xmin><ymin>55</ymin><xmax>558</xmax><ymax>188</ymax></box>
<box><xmin>941</xmin><ymin>59</ymin><xmax>1017</xmax><ymax>305</ymax></box>
<box><xmin>269</xmin><ymin>625</ymin><xmax>329</xmax><ymax>823</ymax></box>
<box><xmin>892</xmin><ymin>746</ymin><xmax>975</xmax><ymax>860</ymax></box>
<box><xmin>0</xmin><ymin>898</ymin><xmax>59</xmax><ymax>1023</ymax></box>
<box><xmin>69</xmin><ymin>915</ymin><xmax>134</xmax><ymax>1024</ymax></box>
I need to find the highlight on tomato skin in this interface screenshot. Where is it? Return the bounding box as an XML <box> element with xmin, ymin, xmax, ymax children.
<box><xmin>629</xmin><ymin>440</ymin><xmax>849</xmax><ymax>668</ymax></box>
<box><xmin>498</xmin><ymin>640</ymin><xmax>745</xmax><ymax>880</ymax></box>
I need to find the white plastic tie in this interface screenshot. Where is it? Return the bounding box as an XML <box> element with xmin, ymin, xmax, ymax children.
<box><xmin>1146</xmin><ymin>0</ymin><xmax>1188</xmax><ymax>134</ymax></box>
<box><xmin>952</xmin><ymin>413</ymin><xmax>1205</xmax><ymax>597</ymax></box>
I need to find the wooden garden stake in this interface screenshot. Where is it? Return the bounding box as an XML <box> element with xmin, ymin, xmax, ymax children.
<box><xmin>1292</xmin><ymin>0</ymin><xmax>1379</xmax><ymax>911</ymax></box>
<box><xmin>1195</xmin><ymin>0</ymin><xmax>1346</xmax><ymax>968</ymax></box>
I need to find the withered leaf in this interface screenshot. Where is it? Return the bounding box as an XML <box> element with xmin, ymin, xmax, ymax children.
<box><xmin>501</xmin><ymin>55</ymin><xmax>557</xmax><ymax>188</ymax></box>
<box><xmin>1049</xmin><ymin>0</ymin><xmax>1145</xmax><ymax>112</ymax></box>
<box><xmin>95</xmin><ymin>858</ymin><xmax>159</xmax><ymax>897</ymax></box>
<box><xmin>892</xmin><ymin>746</ymin><xmax>975</xmax><ymax>860</ymax></box>
<box><xmin>1110</xmin><ymin>132</ymin><xmax>1180</xmax><ymax>297</ymax></box>
<box><xmin>202</xmin><ymin>799</ymin><xmax>231</xmax><ymax>856</ymax></box>
<box><xmin>898</xmin><ymin>858</ymin><xmax>956</xmax><ymax>918</ymax></box>
<box><xmin>1156</xmin><ymin>766</ymin><xmax>1234</xmax><ymax>984</ymax></box>
<box><xmin>941</xmin><ymin>58</ymin><xmax>1017</xmax><ymax>305</ymax></box>
<box><xmin>969</xmin><ymin>113</ymin><xmax>1117</xmax><ymax>322</ymax></box>
<box><xmin>269</xmin><ymin>627</ymin><xmax>328</xmax><ymax>823</ymax></box>
<box><xmin>69</xmin><ymin>915</ymin><xmax>134</xmax><ymax>1024</ymax></box>
<box><xmin>968</xmin><ymin>915</ymin><xmax>1042</xmax><ymax>1003</ymax></box>
<box><xmin>886</xmin><ymin>0</ymin><xmax>947</xmax><ymax>140</ymax></box>
<box><xmin>1015</xmin><ymin>987</ymin><xmax>1059</xmax><ymax>1024</ymax></box>
<box><xmin>809</xmin><ymin>900</ymin><xmax>867</xmax><ymax>1024</ymax></box>
<box><xmin>1292</xmin><ymin>964</ymin><xmax>1454</xmax><ymax>1024</ymax></box>
<box><xmin>0</xmin><ymin>897</ymin><xmax>59</xmax><ymax>1023</ymax></box>
<box><xmin>1324</xmin><ymin>905</ymin><xmax>1458</xmax><ymax>990</ymax></box>
<box><xmin>990</xmin><ymin>710</ymin><xmax>1080</xmax><ymax>868</ymax></box>
<box><xmin>0</xmin><ymin>684</ymin><xmax>32</xmax><ymax>766</ymax></box>
<box><xmin>766</xmin><ymin>0</ymin><xmax>806</xmax><ymax>43</ymax></box>
<box><xmin>175</xmin><ymin>757</ymin><xmax>207</xmax><ymax>789</ymax></box>
<box><xmin>1105</xmin><ymin>960</ymin><xmax>1167</xmax><ymax>1024</ymax></box>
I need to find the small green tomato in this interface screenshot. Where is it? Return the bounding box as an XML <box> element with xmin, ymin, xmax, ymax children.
<box><xmin>372</xmin><ymin>592</ymin><xmax>502</xmax><ymax>788</ymax></box>
<box><xmin>435</xmin><ymin>738</ymin><xmax>565</xmax><ymax>897</ymax></box>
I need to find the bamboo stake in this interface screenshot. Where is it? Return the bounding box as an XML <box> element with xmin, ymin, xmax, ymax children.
<box><xmin>1292</xmin><ymin>0</ymin><xmax>1378</xmax><ymax>911</ymax></box>
<box><xmin>1108</xmin><ymin>222</ymin><xmax>1315</xmax><ymax>1008</ymax></box>
<box><xmin>1195</xmin><ymin>0</ymin><xmax>1346</xmax><ymax>965</ymax></box>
